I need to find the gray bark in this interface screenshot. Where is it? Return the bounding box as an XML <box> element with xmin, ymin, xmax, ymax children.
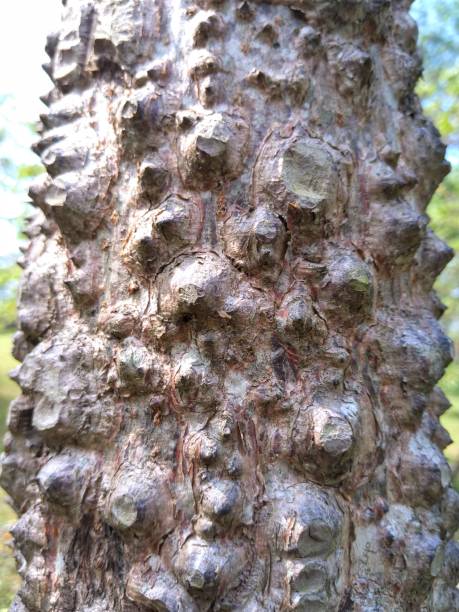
<box><xmin>2</xmin><ymin>0</ymin><xmax>459</xmax><ymax>610</ymax></box>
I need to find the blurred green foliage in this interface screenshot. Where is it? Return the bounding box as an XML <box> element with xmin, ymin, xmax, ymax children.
<box><xmin>0</xmin><ymin>333</ymin><xmax>20</xmax><ymax>610</ymax></box>
<box><xmin>414</xmin><ymin>0</ymin><xmax>459</xmax><ymax>144</ymax></box>
<box><xmin>413</xmin><ymin>0</ymin><xmax>459</xmax><ymax>483</ymax></box>
<box><xmin>0</xmin><ymin>93</ymin><xmax>41</xmax><ymax>610</ymax></box>
<box><xmin>428</xmin><ymin>169</ymin><xmax>459</xmax><ymax>484</ymax></box>
<box><xmin>0</xmin><ymin>265</ymin><xmax>20</xmax><ymax>332</ymax></box>
<box><xmin>429</xmin><ymin>169</ymin><xmax>459</xmax><ymax>338</ymax></box>
<box><xmin>0</xmin><ymin>95</ymin><xmax>42</xmax><ymax>333</ymax></box>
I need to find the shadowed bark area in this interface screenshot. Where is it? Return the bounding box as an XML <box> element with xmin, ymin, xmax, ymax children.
<box><xmin>2</xmin><ymin>0</ymin><xmax>459</xmax><ymax>610</ymax></box>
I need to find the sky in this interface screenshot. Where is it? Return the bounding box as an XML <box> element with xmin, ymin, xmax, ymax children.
<box><xmin>0</xmin><ymin>1</ymin><xmax>60</xmax><ymax>127</ymax></box>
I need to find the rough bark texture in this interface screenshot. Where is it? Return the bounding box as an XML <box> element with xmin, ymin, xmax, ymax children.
<box><xmin>2</xmin><ymin>0</ymin><xmax>459</xmax><ymax>610</ymax></box>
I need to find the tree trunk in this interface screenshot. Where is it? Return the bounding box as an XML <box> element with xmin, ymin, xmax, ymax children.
<box><xmin>2</xmin><ymin>0</ymin><xmax>459</xmax><ymax>610</ymax></box>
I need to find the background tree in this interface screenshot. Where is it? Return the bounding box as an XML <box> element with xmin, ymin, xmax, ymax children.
<box><xmin>1</xmin><ymin>0</ymin><xmax>459</xmax><ymax>611</ymax></box>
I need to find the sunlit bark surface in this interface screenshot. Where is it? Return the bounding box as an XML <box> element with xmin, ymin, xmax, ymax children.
<box><xmin>2</xmin><ymin>0</ymin><xmax>459</xmax><ymax>610</ymax></box>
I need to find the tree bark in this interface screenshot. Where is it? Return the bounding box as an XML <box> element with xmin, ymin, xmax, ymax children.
<box><xmin>2</xmin><ymin>0</ymin><xmax>459</xmax><ymax>610</ymax></box>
